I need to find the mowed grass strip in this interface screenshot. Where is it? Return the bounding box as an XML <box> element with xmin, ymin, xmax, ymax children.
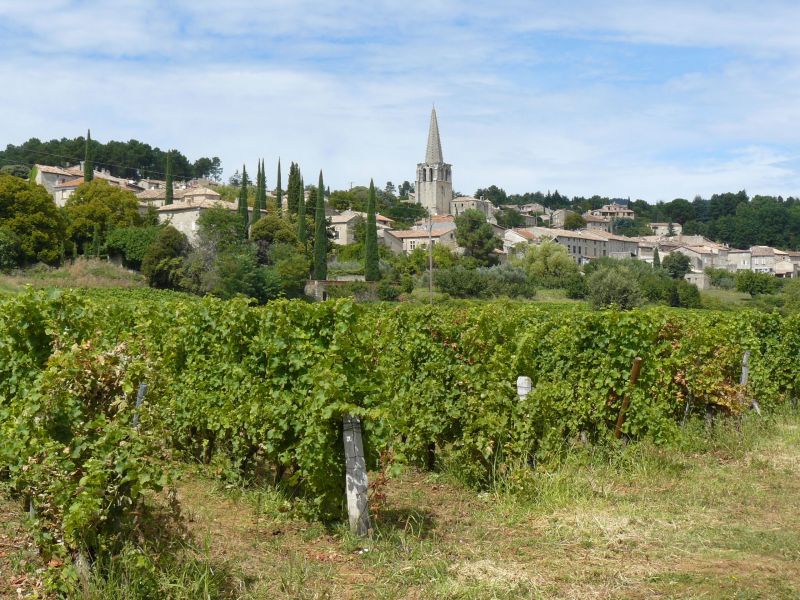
<box><xmin>3</xmin><ymin>412</ymin><xmax>798</xmax><ymax>598</ymax></box>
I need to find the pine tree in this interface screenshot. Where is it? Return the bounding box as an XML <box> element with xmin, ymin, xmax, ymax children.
<box><xmin>653</xmin><ymin>247</ymin><xmax>661</xmax><ymax>269</ymax></box>
<box><xmin>165</xmin><ymin>150</ymin><xmax>174</xmax><ymax>205</ymax></box>
<box><xmin>237</xmin><ymin>164</ymin><xmax>250</xmax><ymax>237</ymax></box>
<box><xmin>364</xmin><ymin>179</ymin><xmax>380</xmax><ymax>281</ymax></box>
<box><xmin>251</xmin><ymin>159</ymin><xmax>263</xmax><ymax>226</ymax></box>
<box><xmin>312</xmin><ymin>170</ymin><xmax>327</xmax><ymax>280</ymax></box>
<box><xmin>84</xmin><ymin>129</ymin><xmax>93</xmax><ymax>182</ymax></box>
<box><xmin>275</xmin><ymin>158</ymin><xmax>282</xmax><ymax>213</ymax></box>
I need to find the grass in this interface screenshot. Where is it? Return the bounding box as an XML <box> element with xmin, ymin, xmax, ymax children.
<box><xmin>700</xmin><ymin>288</ymin><xmax>753</xmax><ymax>310</ymax></box>
<box><xmin>0</xmin><ymin>258</ymin><xmax>144</xmax><ymax>293</ymax></box>
<box><xmin>3</xmin><ymin>412</ymin><xmax>799</xmax><ymax>598</ymax></box>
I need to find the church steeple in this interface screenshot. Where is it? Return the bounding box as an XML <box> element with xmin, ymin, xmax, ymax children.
<box><xmin>416</xmin><ymin>107</ymin><xmax>452</xmax><ymax>216</ymax></box>
<box><xmin>425</xmin><ymin>107</ymin><xmax>443</xmax><ymax>164</ymax></box>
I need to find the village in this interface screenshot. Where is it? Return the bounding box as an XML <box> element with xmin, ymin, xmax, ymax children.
<box><xmin>28</xmin><ymin>108</ymin><xmax>800</xmax><ymax>290</ymax></box>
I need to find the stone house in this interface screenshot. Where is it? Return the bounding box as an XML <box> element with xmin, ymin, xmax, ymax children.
<box><xmin>727</xmin><ymin>249</ymin><xmax>752</xmax><ymax>271</ymax></box>
<box><xmin>156</xmin><ymin>193</ymin><xmax>259</xmax><ymax>243</ymax></box>
<box><xmin>451</xmin><ymin>196</ymin><xmax>497</xmax><ymax>223</ymax></box>
<box><xmin>649</xmin><ymin>222</ymin><xmax>683</xmax><ymax>236</ymax></box>
<box><xmin>384</xmin><ymin>226</ymin><xmax>457</xmax><ymax>254</ymax></box>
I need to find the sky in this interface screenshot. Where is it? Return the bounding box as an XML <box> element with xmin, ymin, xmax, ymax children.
<box><xmin>2</xmin><ymin>0</ymin><xmax>800</xmax><ymax>202</ymax></box>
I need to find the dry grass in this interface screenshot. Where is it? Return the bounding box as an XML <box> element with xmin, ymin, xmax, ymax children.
<box><xmin>0</xmin><ymin>258</ymin><xmax>144</xmax><ymax>293</ymax></box>
<box><xmin>3</xmin><ymin>413</ymin><xmax>799</xmax><ymax>599</ymax></box>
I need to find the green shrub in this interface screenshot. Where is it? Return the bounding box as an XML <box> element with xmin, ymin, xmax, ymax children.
<box><xmin>141</xmin><ymin>226</ymin><xmax>189</xmax><ymax>289</ymax></box>
<box><xmin>587</xmin><ymin>268</ymin><xmax>642</xmax><ymax>309</ymax></box>
<box><xmin>104</xmin><ymin>226</ymin><xmax>161</xmax><ymax>270</ymax></box>
<box><xmin>675</xmin><ymin>280</ymin><xmax>701</xmax><ymax>308</ymax></box>
<box><xmin>736</xmin><ymin>270</ymin><xmax>782</xmax><ymax>296</ymax></box>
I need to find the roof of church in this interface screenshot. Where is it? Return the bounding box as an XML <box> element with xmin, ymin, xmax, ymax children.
<box><xmin>425</xmin><ymin>107</ymin><xmax>444</xmax><ymax>164</ymax></box>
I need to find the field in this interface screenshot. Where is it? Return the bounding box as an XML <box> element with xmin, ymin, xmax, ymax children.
<box><xmin>3</xmin><ymin>413</ymin><xmax>798</xmax><ymax>599</ymax></box>
<box><xmin>0</xmin><ymin>289</ymin><xmax>798</xmax><ymax>598</ymax></box>
<box><xmin>0</xmin><ymin>258</ymin><xmax>144</xmax><ymax>294</ymax></box>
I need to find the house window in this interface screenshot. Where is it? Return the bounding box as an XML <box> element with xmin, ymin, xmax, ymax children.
<box><xmin>409</xmin><ymin>240</ymin><xmax>416</xmax><ymax>250</ymax></box>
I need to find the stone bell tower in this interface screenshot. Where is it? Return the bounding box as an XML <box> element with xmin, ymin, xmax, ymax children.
<box><xmin>416</xmin><ymin>107</ymin><xmax>452</xmax><ymax>215</ymax></box>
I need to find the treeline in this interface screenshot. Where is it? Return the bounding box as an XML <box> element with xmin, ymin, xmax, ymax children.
<box><xmin>477</xmin><ymin>185</ymin><xmax>800</xmax><ymax>250</ymax></box>
<box><xmin>0</xmin><ymin>136</ymin><xmax>222</xmax><ymax>181</ymax></box>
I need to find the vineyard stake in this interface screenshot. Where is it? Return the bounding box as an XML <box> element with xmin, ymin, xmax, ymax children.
<box><xmin>132</xmin><ymin>383</ymin><xmax>148</xmax><ymax>430</ymax></box>
<box><xmin>740</xmin><ymin>351</ymin><xmax>761</xmax><ymax>415</ymax></box>
<box><xmin>343</xmin><ymin>414</ymin><xmax>370</xmax><ymax>537</ymax></box>
<box><xmin>614</xmin><ymin>357</ymin><xmax>643</xmax><ymax>439</ymax></box>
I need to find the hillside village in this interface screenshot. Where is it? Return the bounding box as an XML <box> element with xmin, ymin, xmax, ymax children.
<box><xmin>28</xmin><ymin>107</ymin><xmax>800</xmax><ymax>289</ymax></box>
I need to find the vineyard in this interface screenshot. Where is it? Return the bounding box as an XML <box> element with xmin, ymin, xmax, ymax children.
<box><xmin>1</xmin><ymin>288</ymin><xmax>799</xmax><ymax>594</ymax></box>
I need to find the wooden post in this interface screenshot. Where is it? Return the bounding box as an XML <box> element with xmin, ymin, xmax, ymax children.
<box><xmin>614</xmin><ymin>357</ymin><xmax>643</xmax><ymax>439</ymax></box>
<box><xmin>343</xmin><ymin>414</ymin><xmax>370</xmax><ymax>536</ymax></box>
<box><xmin>740</xmin><ymin>351</ymin><xmax>761</xmax><ymax>415</ymax></box>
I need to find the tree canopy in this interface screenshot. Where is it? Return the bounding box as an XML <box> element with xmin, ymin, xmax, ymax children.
<box><xmin>0</xmin><ymin>175</ymin><xmax>66</xmax><ymax>264</ymax></box>
<box><xmin>64</xmin><ymin>180</ymin><xmax>142</xmax><ymax>252</ymax></box>
<box><xmin>454</xmin><ymin>209</ymin><xmax>500</xmax><ymax>266</ymax></box>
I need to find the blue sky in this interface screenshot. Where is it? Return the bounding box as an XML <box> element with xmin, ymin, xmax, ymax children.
<box><xmin>2</xmin><ymin>0</ymin><xmax>800</xmax><ymax>202</ymax></box>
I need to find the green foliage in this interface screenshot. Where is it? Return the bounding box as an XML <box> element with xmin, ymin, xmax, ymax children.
<box><xmin>251</xmin><ymin>213</ymin><xmax>299</xmax><ymax>254</ymax></box>
<box><xmin>435</xmin><ymin>265</ymin><xmax>535</xmax><ymax>299</ymax></box>
<box><xmin>0</xmin><ymin>228</ymin><xmax>20</xmax><ymax>272</ymax></box>
<box><xmin>312</xmin><ymin>171</ymin><xmax>328</xmax><ymax>280</ymax></box>
<box><xmin>206</xmin><ymin>246</ymin><xmax>282</xmax><ymax>303</ymax></box>
<box><xmin>141</xmin><ymin>226</ymin><xmax>189</xmax><ymax>289</ymax></box>
<box><xmin>514</xmin><ymin>240</ymin><xmax>579</xmax><ymax>288</ymax></box>
<box><xmin>237</xmin><ymin>165</ymin><xmax>250</xmax><ymax>237</ymax></box>
<box><xmin>662</xmin><ymin>252</ymin><xmax>692</xmax><ymax>279</ymax></box>
<box><xmin>104</xmin><ymin>226</ymin><xmax>161</xmax><ymax>270</ymax></box>
<box><xmin>64</xmin><ymin>180</ymin><xmax>142</xmax><ymax>253</ymax></box>
<box><xmin>563</xmin><ymin>212</ymin><xmax>586</xmax><ymax>230</ymax></box>
<box><xmin>675</xmin><ymin>280</ymin><xmax>701</xmax><ymax>308</ymax></box>
<box><xmin>274</xmin><ymin>159</ymin><xmax>283</xmax><ymax>214</ymax></box>
<box><xmin>652</xmin><ymin>248</ymin><xmax>661</xmax><ymax>269</ymax></box>
<box><xmin>84</xmin><ymin>129</ymin><xmax>93</xmax><ymax>182</ymax></box>
<box><xmin>287</xmin><ymin>162</ymin><xmax>302</xmax><ymax>214</ymax></box>
<box><xmin>736</xmin><ymin>270</ymin><xmax>782</xmax><ymax>296</ymax></box>
<box><xmin>705</xmin><ymin>266</ymin><xmax>736</xmax><ymax>290</ymax></box>
<box><xmin>587</xmin><ymin>268</ymin><xmax>643</xmax><ymax>309</ymax></box>
<box><xmin>1</xmin><ymin>287</ymin><xmax>800</xmax><ymax>574</ymax></box>
<box><xmin>0</xmin><ymin>174</ymin><xmax>66</xmax><ymax>265</ymax></box>
<box><xmin>251</xmin><ymin>159</ymin><xmax>264</xmax><ymax>226</ymax></box>
<box><xmin>454</xmin><ymin>209</ymin><xmax>501</xmax><ymax>266</ymax></box>
<box><xmin>495</xmin><ymin>208</ymin><xmax>525</xmax><ymax>228</ymax></box>
<box><xmin>1</xmin><ymin>135</ymin><xmax>213</xmax><ymax>181</ymax></box>
<box><xmin>0</xmin><ymin>164</ymin><xmax>30</xmax><ymax>178</ymax></box>
<box><xmin>195</xmin><ymin>206</ymin><xmax>245</xmax><ymax>252</ymax></box>
<box><xmin>364</xmin><ymin>180</ymin><xmax>380</xmax><ymax>281</ymax></box>
<box><xmin>164</xmin><ymin>150</ymin><xmax>173</xmax><ymax>205</ymax></box>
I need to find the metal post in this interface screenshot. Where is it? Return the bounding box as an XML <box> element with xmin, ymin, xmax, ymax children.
<box><xmin>343</xmin><ymin>414</ymin><xmax>370</xmax><ymax>536</ymax></box>
<box><xmin>740</xmin><ymin>351</ymin><xmax>761</xmax><ymax>415</ymax></box>
<box><xmin>132</xmin><ymin>383</ymin><xmax>148</xmax><ymax>430</ymax></box>
<box><xmin>428</xmin><ymin>211</ymin><xmax>433</xmax><ymax>303</ymax></box>
<box><xmin>614</xmin><ymin>357</ymin><xmax>643</xmax><ymax>439</ymax></box>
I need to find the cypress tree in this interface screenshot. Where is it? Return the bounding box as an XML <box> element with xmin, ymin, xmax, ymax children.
<box><xmin>165</xmin><ymin>150</ymin><xmax>173</xmax><ymax>205</ymax></box>
<box><xmin>297</xmin><ymin>177</ymin><xmax>307</xmax><ymax>245</ymax></box>
<box><xmin>653</xmin><ymin>247</ymin><xmax>661</xmax><ymax>269</ymax></box>
<box><xmin>312</xmin><ymin>170</ymin><xmax>327</xmax><ymax>280</ymax></box>
<box><xmin>364</xmin><ymin>179</ymin><xmax>380</xmax><ymax>281</ymax></box>
<box><xmin>237</xmin><ymin>164</ymin><xmax>250</xmax><ymax>237</ymax></box>
<box><xmin>286</xmin><ymin>162</ymin><xmax>298</xmax><ymax>214</ymax></box>
<box><xmin>84</xmin><ymin>129</ymin><xmax>93</xmax><ymax>182</ymax></box>
<box><xmin>275</xmin><ymin>158</ymin><xmax>282</xmax><ymax>213</ymax></box>
<box><xmin>251</xmin><ymin>159</ymin><xmax>263</xmax><ymax>226</ymax></box>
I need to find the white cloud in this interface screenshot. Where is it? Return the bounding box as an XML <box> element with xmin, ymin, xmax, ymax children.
<box><xmin>1</xmin><ymin>1</ymin><xmax>800</xmax><ymax>200</ymax></box>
